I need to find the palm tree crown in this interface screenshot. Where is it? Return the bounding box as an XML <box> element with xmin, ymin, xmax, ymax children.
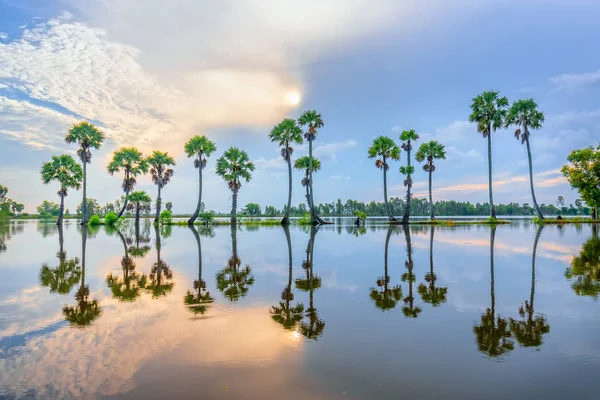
<box><xmin>368</xmin><ymin>136</ymin><xmax>400</xmax><ymax>169</ymax></box>
<box><xmin>216</xmin><ymin>147</ymin><xmax>255</xmax><ymax>192</ymax></box>
<box><xmin>469</xmin><ymin>90</ymin><xmax>509</xmax><ymax>137</ymax></box>
<box><xmin>184</xmin><ymin>135</ymin><xmax>217</xmax><ymax>168</ymax></box>
<box><xmin>65</xmin><ymin>121</ymin><xmax>105</xmax><ymax>163</ymax></box>
<box><xmin>128</xmin><ymin>190</ymin><xmax>151</xmax><ymax>204</ymax></box>
<box><xmin>41</xmin><ymin>155</ymin><xmax>83</xmax><ymax>195</ymax></box>
<box><xmin>107</xmin><ymin>147</ymin><xmax>148</xmax><ymax>190</ymax></box>
<box><xmin>269</xmin><ymin>118</ymin><xmax>303</xmax><ymax>159</ymax></box>
<box><xmin>294</xmin><ymin>156</ymin><xmax>321</xmax><ymax>172</ymax></box>
<box><xmin>505</xmin><ymin>99</ymin><xmax>545</xmax><ymax>142</ymax></box>
<box><xmin>147</xmin><ymin>151</ymin><xmax>175</xmax><ymax>189</ymax></box>
<box><xmin>415</xmin><ymin>141</ymin><xmax>446</xmax><ymax>170</ymax></box>
<box><xmin>298</xmin><ymin>110</ymin><xmax>324</xmax><ymax>141</ymax></box>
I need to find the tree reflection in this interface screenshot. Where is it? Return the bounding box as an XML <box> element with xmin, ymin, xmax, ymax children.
<box><xmin>418</xmin><ymin>226</ymin><xmax>448</xmax><ymax>307</ymax></box>
<box><xmin>402</xmin><ymin>225</ymin><xmax>422</xmax><ymax>318</ymax></box>
<box><xmin>296</xmin><ymin>226</ymin><xmax>325</xmax><ymax>340</ymax></box>
<box><xmin>145</xmin><ymin>225</ymin><xmax>174</xmax><ymax>298</ymax></box>
<box><xmin>473</xmin><ymin>226</ymin><xmax>514</xmax><ymax>358</ymax></box>
<box><xmin>63</xmin><ymin>226</ymin><xmax>102</xmax><ymax>326</ymax></box>
<box><xmin>185</xmin><ymin>225</ymin><xmax>215</xmax><ymax>315</ymax></box>
<box><xmin>1</xmin><ymin>221</ymin><xmax>25</xmax><ymax>253</ymax></box>
<box><xmin>105</xmin><ymin>230</ymin><xmax>148</xmax><ymax>302</ymax></box>
<box><xmin>270</xmin><ymin>226</ymin><xmax>305</xmax><ymax>329</ymax></box>
<box><xmin>128</xmin><ymin>220</ymin><xmax>151</xmax><ymax>258</ymax></box>
<box><xmin>40</xmin><ymin>224</ymin><xmax>82</xmax><ymax>295</ymax></box>
<box><xmin>370</xmin><ymin>227</ymin><xmax>402</xmax><ymax>311</ymax></box>
<box><xmin>510</xmin><ymin>226</ymin><xmax>550</xmax><ymax>347</ymax></box>
<box><xmin>216</xmin><ymin>225</ymin><xmax>254</xmax><ymax>302</ymax></box>
<box><xmin>565</xmin><ymin>225</ymin><xmax>600</xmax><ymax>299</ymax></box>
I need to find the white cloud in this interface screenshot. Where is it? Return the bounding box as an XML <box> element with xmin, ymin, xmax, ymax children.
<box><xmin>445</xmin><ymin>146</ymin><xmax>483</xmax><ymax>163</ymax></box>
<box><xmin>551</xmin><ymin>69</ymin><xmax>600</xmax><ymax>91</ymax></box>
<box><xmin>312</xmin><ymin>139</ymin><xmax>357</xmax><ymax>162</ymax></box>
<box><xmin>0</xmin><ymin>32</ymin><xmax>8</xmax><ymax>41</ymax></box>
<box><xmin>330</xmin><ymin>175</ymin><xmax>351</xmax><ymax>180</ymax></box>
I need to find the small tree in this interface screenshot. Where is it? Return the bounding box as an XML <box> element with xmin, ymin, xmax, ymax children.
<box><xmin>40</xmin><ymin>155</ymin><xmax>83</xmax><ymax>225</ymax></box>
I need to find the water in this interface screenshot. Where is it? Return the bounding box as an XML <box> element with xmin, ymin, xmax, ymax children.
<box><xmin>0</xmin><ymin>220</ymin><xmax>599</xmax><ymax>399</ymax></box>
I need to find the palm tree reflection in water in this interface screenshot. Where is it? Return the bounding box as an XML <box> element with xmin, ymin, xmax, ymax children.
<box><xmin>216</xmin><ymin>225</ymin><xmax>255</xmax><ymax>302</ymax></box>
<box><xmin>370</xmin><ymin>227</ymin><xmax>402</xmax><ymax>311</ymax></box>
<box><xmin>184</xmin><ymin>225</ymin><xmax>215</xmax><ymax>315</ymax></box>
<box><xmin>402</xmin><ymin>225</ymin><xmax>422</xmax><ymax>318</ymax></box>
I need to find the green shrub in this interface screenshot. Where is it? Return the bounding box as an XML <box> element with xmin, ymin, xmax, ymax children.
<box><xmin>299</xmin><ymin>213</ymin><xmax>312</xmax><ymax>225</ymax></box>
<box><xmin>159</xmin><ymin>209</ymin><xmax>172</xmax><ymax>225</ymax></box>
<box><xmin>199</xmin><ymin>211</ymin><xmax>215</xmax><ymax>225</ymax></box>
<box><xmin>353</xmin><ymin>210</ymin><xmax>367</xmax><ymax>220</ymax></box>
<box><xmin>531</xmin><ymin>215</ymin><xmax>543</xmax><ymax>224</ymax></box>
<box><xmin>88</xmin><ymin>214</ymin><xmax>101</xmax><ymax>226</ymax></box>
<box><xmin>104</xmin><ymin>212</ymin><xmax>119</xmax><ymax>226</ymax></box>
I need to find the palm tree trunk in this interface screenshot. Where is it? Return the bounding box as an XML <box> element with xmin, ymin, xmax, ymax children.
<box><xmin>154</xmin><ymin>182</ymin><xmax>162</xmax><ymax>224</ymax></box>
<box><xmin>231</xmin><ymin>187</ymin><xmax>238</xmax><ymax>225</ymax></box>
<box><xmin>81</xmin><ymin>160</ymin><xmax>88</xmax><ymax>225</ymax></box>
<box><xmin>428</xmin><ymin>168</ymin><xmax>435</xmax><ymax>220</ymax></box>
<box><xmin>81</xmin><ymin>225</ymin><xmax>88</xmax><ymax>287</ymax></box>
<box><xmin>135</xmin><ymin>203</ymin><xmax>140</xmax><ymax>225</ymax></box>
<box><xmin>487</xmin><ymin>132</ymin><xmax>497</xmax><ymax>219</ymax></box>
<box><xmin>58</xmin><ymin>224</ymin><xmax>64</xmax><ymax>257</ymax></box>
<box><xmin>402</xmin><ymin>142</ymin><xmax>412</xmax><ymax>224</ymax></box>
<box><xmin>57</xmin><ymin>188</ymin><xmax>65</xmax><ymax>226</ymax></box>
<box><xmin>189</xmin><ymin>158</ymin><xmax>203</xmax><ymax>225</ymax></box>
<box><xmin>531</xmin><ymin>225</ymin><xmax>543</xmax><ymax>318</ymax></box>
<box><xmin>384</xmin><ymin>227</ymin><xmax>392</xmax><ymax>291</ymax></box>
<box><xmin>154</xmin><ymin>224</ymin><xmax>161</xmax><ymax>262</ymax></box>
<box><xmin>490</xmin><ymin>226</ymin><xmax>496</xmax><ymax>318</ymax></box>
<box><xmin>308</xmin><ymin>138</ymin><xmax>316</xmax><ymax>223</ymax></box>
<box><xmin>117</xmin><ymin>170</ymin><xmax>130</xmax><ymax>218</ymax></box>
<box><xmin>190</xmin><ymin>225</ymin><xmax>202</xmax><ymax>283</ymax></box>
<box><xmin>383</xmin><ymin>156</ymin><xmax>395</xmax><ymax>222</ymax></box>
<box><xmin>282</xmin><ymin>148</ymin><xmax>292</xmax><ymax>225</ymax></box>
<box><xmin>525</xmin><ymin>133</ymin><xmax>543</xmax><ymax>220</ymax></box>
<box><xmin>117</xmin><ymin>229</ymin><xmax>128</xmax><ymax>255</ymax></box>
<box><xmin>231</xmin><ymin>223</ymin><xmax>238</xmax><ymax>259</ymax></box>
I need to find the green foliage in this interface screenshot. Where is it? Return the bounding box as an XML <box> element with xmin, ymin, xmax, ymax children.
<box><xmin>40</xmin><ymin>154</ymin><xmax>83</xmax><ymax>195</ymax></box>
<box><xmin>298</xmin><ymin>110</ymin><xmax>324</xmax><ymax>141</ymax></box>
<box><xmin>565</xmin><ymin>235</ymin><xmax>600</xmax><ymax>299</ymax></box>
<box><xmin>184</xmin><ymin>135</ymin><xmax>217</xmax><ymax>166</ymax></box>
<box><xmin>399</xmin><ymin>129</ymin><xmax>419</xmax><ymax>142</ymax></box>
<box><xmin>469</xmin><ymin>90</ymin><xmax>509</xmax><ymax>137</ymax></box>
<box><xmin>415</xmin><ymin>140</ymin><xmax>446</xmax><ymax>171</ymax></box>
<box><xmin>37</xmin><ymin>200</ymin><xmax>61</xmax><ymax>217</ymax></box>
<box><xmin>216</xmin><ymin>147</ymin><xmax>255</xmax><ymax>191</ymax></box>
<box><xmin>107</xmin><ymin>147</ymin><xmax>148</xmax><ymax>194</ymax></box>
<box><xmin>294</xmin><ymin>156</ymin><xmax>321</xmax><ymax>172</ymax></box>
<box><xmin>242</xmin><ymin>202</ymin><xmax>261</xmax><ymax>216</ymax></box>
<box><xmin>299</xmin><ymin>213</ymin><xmax>312</xmax><ymax>225</ymax></box>
<box><xmin>128</xmin><ymin>190</ymin><xmax>151</xmax><ymax>204</ymax></box>
<box><xmin>65</xmin><ymin>121</ymin><xmax>105</xmax><ymax>163</ymax></box>
<box><xmin>270</xmin><ymin>118</ymin><xmax>303</xmax><ymax>160</ymax></box>
<box><xmin>159</xmin><ymin>209</ymin><xmax>172</xmax><ymax>225</ymax></box>
<box><xmin>146</xmin><ymin>150</ymin><xmax>176</xmax><ymax>188</ymax></box>
<box><xmin>505</xmin><ymin>98</ymin><xmax>544</xmax><ymax>143</ymax></box>
<box><xmin>198</xmin><ymin>211</ymin><xmax>215</xmax><ymax>225</ymax></box>
<box><xmin>104</xmin><ymin>212</ymin><xmax>119</xmax><ymax>226</ymax></box>
<box><xmin>368</xmin><ymin>136</ymin><xmax>400</xmax><ymax>169</ymax></box>
<box><xmin>562</xmin><ymin>145</ymin><xmax>600</xmax><ymax>214</ymax></box>
<box><xmin>353</xmin><ymin>210</ymin><xmax>367</xmax><ymax>220</ymax></box>
<box><xmin>0</xmin><ymin>185</ymin><xmax>24</xmax><ymax>217</ymax></box>
<box><xmin>88</xmin><ymin>214</ymin><xmax>101</xmax><ymax>226</ymax></box>
<box><xmin>77</xmin><ymin>198</ymin><xmax>101</xmax><ymax>217</ymax></box>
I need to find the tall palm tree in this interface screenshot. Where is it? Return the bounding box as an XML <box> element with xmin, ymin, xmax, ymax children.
<box><xmin>565</xmin><ymin>226</ymin><xmax>600</xmax><ymax>299</ymax></box>
<box><xmin>269</xmin><ymin>118</ymin><xmax>304</xmax><ymax>225</ymax></box>
<box><xmin>216</xmin><ymin>225</ymin><xmax>255</xmax><ymax>301</ymax></box>
<box><xmin>505</xmin><ymin>99</ymin><xmax>545</xmax><ymax>220</ymax></box>
<box><xmin>215</xmin><ymin>147</ymin><xmax>255</xmax><ymax>224</ymax></box>
<box><xmin>39</xmin><ymin>225</ymin><xmax>82</xmax><ymax>295</ymax></box>
<box><xmin>146</xmin><ymin>151</ymin><xmax>175</xmax><ymax>224</ymax></box>
<box><xmin>370</xmin><ymin>227</ymin><xmax>403</xmax><ymax>311</ymax></box>
<box><xmin>402</xmin><ymin>224</ymin><xmax>422</xmax><ymax>318</ymax></box>
<box><xmin>107</xmin><ymin>147</ymin><xmax>148</xmax><ymax>218</ymax></box>
<box><xmin>41</xmin><ymin>154</ymin><xmax>83</xmax><ymax>226</ymax></box>
<box><xmin>469</xmin><ymin>91</ymin><xmax>509</xmax><ymax>220</ymax></box>
<box><xmin>184</xmin><ymin>135</ymin><xmax>217</xmax><ymax>225</ymax></box>
<box><xmin>473</xmin><ymin>226</ymin><xmax>514</xmax><ymax>358</ymax></box>
<box><xmin>415</xmin><ymin>141</ymin><xmax>446</xmax><ymax>220</ymax></box>
<box><xmin>146</xmin><ymin>225</ymin><xmax>174</xmax><ymax>298</ymax></box>
<box><xmin>296</xmin><ymin>226</ymin><xmax>325</xmax><ymax>339</ymax></box>
<box><xmin>184</xmin><ymin>225</ymin><xmax>215</xmax><ymax>315</ymax></box>
<box><xmin>418</xmin><ymin>226</ymin><xmax>448</xmax><ymax>306</ymax></box>
<box><xmin>294</xmin><ymin>156</ymin><xmax>321</xmax><ymax>212</ymax></box>
<box><xmin>63</xmin><ymin>227</ymin><xmax>102</xmax><ymax>326</ymax></box>
<box><xmin>64</xmin><ymin>121</ymin><xmax>105</xmax><ymax>225</ymax></box>
<box><xmin>368</xmin><ymin>136</ymin><xmax>401</xmax><ymax>222</ymax></box>
<box><xmin>509</xmin><ymin>226</ymin><xmax>550</xmax><ymax>347</ymax></box>
<box><xmin>106</xmin><ymin>230</ymin><xmax>147</xmax><ymax>302</ymax></box>
<box><xmin>127</xmin><ymin>190</ymin><xmax>151</xmax><ymax>226</ymax></box>
<box><xmin>270</xmin><ymin>226</ymin><xmax>305</xmax><ymax>329</ymax></box>
<box><xmin>399</xmin><ymin>130</ymin><xmax>419</xmax><ymax>224</ymax></box>
<box><xmin>298</xmin><ymin>110</ymin><xmax>326</xmax><ymax>225</ymax></box>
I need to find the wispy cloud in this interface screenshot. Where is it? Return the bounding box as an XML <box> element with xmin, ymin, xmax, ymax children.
<box><xmin>551</xmin><ymin>69</ymin><xmax>600</xmax><ymax>91</ymax></box>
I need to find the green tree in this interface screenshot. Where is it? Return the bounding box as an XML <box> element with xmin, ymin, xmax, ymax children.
<box><xmin>402</xmin><ymin>225</ymin><xmax>422</xmax><ymax>318</ymax></box>
<box><xmin>39</xmin><ymin>225</ymin><xmax>82</xmax><ymax>295</ymax></box>
<box><xmin>562</xmin><ymin>145</ymin><xmax>600</xmax><ymax>220</ymax></box>
<box><xmin>184</xmin><ymin>135</ymin><xmax>217</xmax><ymax>225</ymax></box>
<box><xmin>216</xmin><ymin>225</ymin><xmax>255</xmax><ymax>301</ymax></box>
<box><xmin>269</xmin><ymin>118</ymin><xmax>304</xmax><ymax>225</ymax></box>
<box><xmin>298</xmin><ymin>110</ymin><xmax>326</xmax><ymax>225</ymax></box>
<box><xmin>370</xmin><ymin>227</ymin><xmax>403</xmax><ymax>311</ymax></box>
<box><xmin>418</xmin><ymin>226</ymin><xmax>448</xmax><ymax>306</ymax></box>
<box><xmin>296</xmin><ymin>226</ymin><xmax>325</xmax><ymax>339</ymax></box>
<box><xmin>65</xmin><ymin>121</ymin><xmax>105</xmax><ymax>225</ymax></box>
<box><xmin>146</xmin><ymin>151</ymin><xmax>176</xmax><ymax>224</ymax></box>
<box><xmin>469</xmin><ymin>90</ymin><xmax>509</xmax><ymax>219</ymax></box>
<box><xmin>107</xmin><ymin>147</ymin><xmax>148</xmax><ymax>218</ymax></box>
<box><xmin>473</xmin><ymin>227</ymin><xmax>514</xmax><ymax>358</ymax></box>
<box><xmin>0</xmin><ymin>184</ymin><xmax>7</xmax><ymax>201</ymax></box>
<box><xmin>216</xmin><ymin>147</ymin><xmax>255</xmax><ymax>224</ymax></box>
<box><xmin>40</xmin><ymin>154</ymin><xmax>83</xmax><ymax>225</ymax></box>
<box><xmin>242</xmin><ymin>202</ymin><xmax>261</xmax><ymax>216</ymax></box>
<box><xmin>184</xmin><ymin>226</ymin><xmax>215</xmax><ymax>315</ymax></box>
<box><xmin>368</xmin><ymin>136</ymin><xmax>401</xmax><ymax>222</ymax></box>
<box><xmin>127</xmin><ymin>191</ymin><xmax>152</xmax><ymax>225</ymax></box>
<box><xmin>294</xmin><ymin>156</ymin><xmax>321</xmax><ymax>212</ymax></box>
<box><xmin>399</xmin><ymin>129</ymin><xmax>419</xmax><ymax>224</ymax></box>
<box><xmin>505</xmin><ymin>99</ymin><xmax>545</xmax><ymax>220</ymax></box>
<box><xmin>37</xmin><ymin>200</ymin><xmax>61</xmax><ymax>217</ymax></box>
<box><xmin>76</xmin><ymin>198</ymin><xmax>101</xmax><ymax>218</ymax></box>
<box><xmin>565</xmin><ymin>226</ymin><xmax>600</xmax><ymax>299</ymax></box>
<box><xmin>415</xmin><ymin>141</ymin><xmax>446</xmax><ymax>220</ymax></box>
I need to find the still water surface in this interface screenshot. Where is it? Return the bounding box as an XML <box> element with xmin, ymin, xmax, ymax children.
<box><xmin>0</xmin><ymin>220</ymin><xmax>599</xmax><ymax>399</ymax></box>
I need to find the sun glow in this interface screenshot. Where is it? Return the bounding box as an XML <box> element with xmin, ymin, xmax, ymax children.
<box><xmin>285</xmin><ymin>91</ymin><xmax>301</xmax><ymax>107</ymax></box>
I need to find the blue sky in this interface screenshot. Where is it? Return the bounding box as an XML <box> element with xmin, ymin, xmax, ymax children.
<box><xmin>1</xmin><ymin>0</ymin><xmax>600</xmax><ymax>213</ymax></box>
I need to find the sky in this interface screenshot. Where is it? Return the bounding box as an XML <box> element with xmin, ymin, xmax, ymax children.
<box><xmin>1</xmin><ymin>0</ymin><xmax>599</xmax><ymax>214</ymax></box>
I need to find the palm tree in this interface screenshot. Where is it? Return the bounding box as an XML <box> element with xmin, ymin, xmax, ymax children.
<box><xmin>41</xmin><ymin>154</ymin><xmax>83</xmax><ymax>226</ymax></box>
<box><xmin>510</xmin><ymin>226</ymin><xmax>550</xmax><ymax>347</ymax></box>
<box><xmin>269</xmin><ymin>118</ymin><xmax>304</xmax><ymax>225</ymax></box>
<box><xmin>505</xmin><ymin>99</ymin><xmax>545</xmax><ymax>220</ymax></box>
<box><xmin>298</xmin><ymin>110</ymin><xmax>326</xmax><ymax>225</ymax></box>
<box><xmin>63</xmin><ymin>227</ymin><xmax>102</xmax><ymax>326</ymax></box>
<box><xmin>184</xmin><ymin>225</ymin><xmax>215</xmax><ymax>315</ymax></box>
<box><xmin>418</xmin><ymin>226</ymin><xmax>448</xmax><ymax>306</ymax></box>
<box><xmin>368</xmin><ymin>136</ymin><xmax>401</xmax><ymax>222</ymax></box>
<box><xmin>106</xmin><ymin>230</ymin><xmax>147</xmax><ymax>302</ymax></box>
<box><xmin>415</xmin><ymin>141</ymin><xmax>446</xmax><ymax>220</ymax></box>
<box><xmin>270</xmin><ymin>226</ymin><xmax>305</xmax><ymax>329</ymax></box>
<box><xmin>107</xmin><ymin>147</ymin><xmax>148</xmax><ymax>218</ymax></box>
<box><xmin>39</xmin><ymin>225</ymin><xmax>82</xmax><ymax>295</ymax></box>
<box><xmin>294</xmin><ymin>156</ymin><xmax>321</xmax><ymax>212</ymax></box>
<box><xmin>127</xmin><ymin>191</ymin><xmax>151</xmax><ymax>226</ymax></box>
<box><xmin>401</xmin><ymin>224</ymin><xmax>422</xmax><ymax>318</ymax></box>
<box><xmin>296</xmin><ymin>226</ymin><xmax>325</xmax><ymax>339</ymax></box>
<box><xmin>473</xmin><ymin>226</ymin><xmax>514</xmax><ymax>358</ymax></box>
<box><xmin>64</xmin><ymin>121</ymin><xmax>105</xmax><ymax>225</ymax></box>
<box><xmin>215</xmin><ymin>147</ymin><xmax>255</xmax><ymax>224</ymax></box>
<box><xmin>146</xmin><ymin>151</ymin><xmax>176</xmax><ymax>224</ymax></box>
<box><xmin>565</xmin><ymin>226</ymin><xmax>600</xmax><ymax>299</ymax></box>
<box><xmin>399</xmin><ymin>129</ymin><xmax>419</xmax><ymax>224</ymax></box>
<box><xmin>184</xmin><ymin>135</ymin><xmax>217</xmax><ymax>225</ymax></box>
<box><xmin>469</xmin><ymin>91</ymin><xmax>509</xmax><ymax>220</ymax></box>
<box><xmin>216</xmin><ymin>225</ymin><xmax>255</xmax><ymax>301</ymax></box>
<box><xmin>370</xmin><ymin>227</ymin><xmax>403</xmax><ymax>311</ymax></box>
<box><xmin>146</xmin><ymin>225</ymin><xmax>174</xmax><ymax>298</ymax></box>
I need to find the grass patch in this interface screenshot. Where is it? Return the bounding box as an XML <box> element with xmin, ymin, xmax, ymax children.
<box><xmin>408</xmin><ymin>219</ymin><xmax>511</xmax><ymax>226</ymax></box>
<box><xmin>536</xmin><ymin>217</ymin><xmax>598</xmax><ymax>225</ymax></box>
